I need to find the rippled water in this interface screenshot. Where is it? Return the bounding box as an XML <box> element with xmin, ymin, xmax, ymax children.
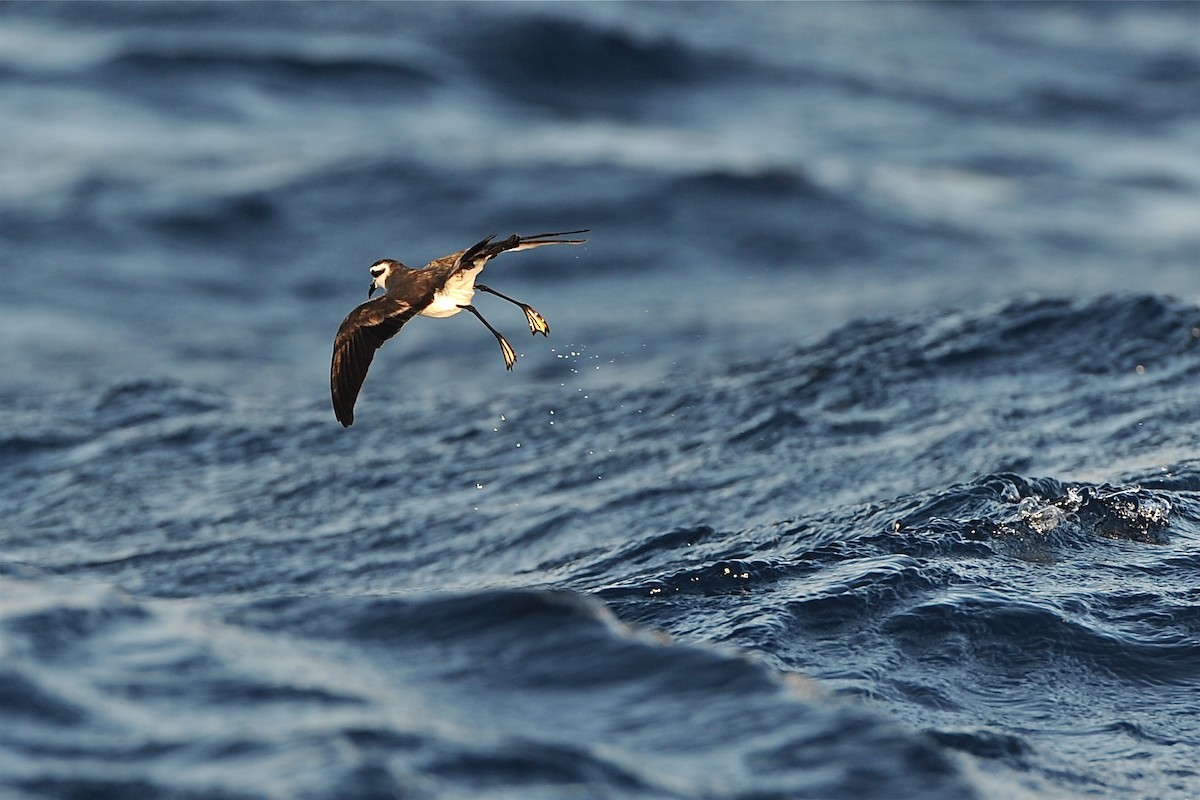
<box><xmin>4</xmin><ymin>3</ymin><xmax>1200</xmax><ymax>799</ymax></box>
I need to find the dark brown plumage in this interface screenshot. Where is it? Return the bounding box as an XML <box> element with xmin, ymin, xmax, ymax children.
<box><xmin>330</xmin><ymin>294</ymin><xmax>424</xmax><ymax>428</ymax></box>
<box><xmin>330</xmin><ymin>230</ymin><xmax>587</xmax><ymax>427</ymax></box>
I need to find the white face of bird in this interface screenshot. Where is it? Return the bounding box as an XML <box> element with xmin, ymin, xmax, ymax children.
<box><xmin>367</xmin><ymin>260</ymin><xmax>398</xmax><ymax>298</ymax></box>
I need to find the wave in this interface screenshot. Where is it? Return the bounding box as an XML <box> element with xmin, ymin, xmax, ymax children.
<box><xmin>5</xmin><ymin>292</ymin><xmax>1200</xmax><ymax>797</ymax></box>
<box><xmin>2</xmin><ymin>575</ymin><xmax>978</xmax><ymax>800</ymax></box>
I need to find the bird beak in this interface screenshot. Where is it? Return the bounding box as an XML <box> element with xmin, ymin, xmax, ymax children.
<box><xmin>368</xmin><ymin>284</ymin><xmax>379</xmax><ymax>298</ymax></box>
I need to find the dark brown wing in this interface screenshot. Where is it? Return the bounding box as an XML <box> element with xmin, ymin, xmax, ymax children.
<box><xmin>447</xmin><ymin>229</ymin><xmax>590</xmax><ymax>275</ymax></box>
<box><xmin>330</xmin><ymin>296</ymin><xmax>421</xmax><ymax>427</ymax></box>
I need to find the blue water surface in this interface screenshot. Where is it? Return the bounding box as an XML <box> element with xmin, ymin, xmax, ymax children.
<box><xmin>3</xmin><ymin>3</ymin><xmax>1200</xmax><ymax>798</ymax></box>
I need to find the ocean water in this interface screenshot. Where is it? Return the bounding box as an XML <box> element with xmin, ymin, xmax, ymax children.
<box><xmin>4</xmin><ymin>3</ymin><xmax>1200</xmax><ymax>798</ymax></box>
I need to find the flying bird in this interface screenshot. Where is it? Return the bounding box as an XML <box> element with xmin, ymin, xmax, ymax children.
<box><xmin>330</xmin><ymin>229</ymin><xmax>588</xmax><ymax>426</ymax></box>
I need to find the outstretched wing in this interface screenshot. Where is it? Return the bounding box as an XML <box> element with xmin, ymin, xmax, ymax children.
<box><xmin>330</xmin><ymin>296</ymin><xmax>421</xmax><ymax>427</ymax></box>
<box><xmin>451</xmin><ymin>229</ymin><xmax>589</xmax><ymax>275</ymax></box>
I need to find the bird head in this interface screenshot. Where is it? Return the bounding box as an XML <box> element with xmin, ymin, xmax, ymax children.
<box><xmin>367</xmin><ymin>259</ymin><xmax>402</xmax><ymax>298</ymax></box>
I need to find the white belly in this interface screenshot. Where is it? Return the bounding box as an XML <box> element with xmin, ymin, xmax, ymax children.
<box><xmin>419</xmin><ymin>267</ymin><xmax>480</xmax><ymax>319</ymax></box>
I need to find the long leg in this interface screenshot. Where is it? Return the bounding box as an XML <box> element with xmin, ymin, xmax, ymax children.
<box><xmin>458</xmin><ymin>304</ymin><xmax>516</xmax><ymax>370</ymax></box>
<box><xmin>476</xmin><ymin>284</ymin><xmax>550</xmax><ymax>336</ymax></box>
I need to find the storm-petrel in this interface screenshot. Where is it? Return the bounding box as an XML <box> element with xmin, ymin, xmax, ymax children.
<box><xmin>330</xmin><ymin>230</ymin><xmax>588</xmax><ymax>426</ymax></box>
